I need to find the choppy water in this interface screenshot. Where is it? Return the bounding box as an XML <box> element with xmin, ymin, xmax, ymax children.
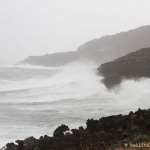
<box><xmin>0</xmin><ymin>61</ymin><xmax>150</xmax><ymax>147</ymax></box>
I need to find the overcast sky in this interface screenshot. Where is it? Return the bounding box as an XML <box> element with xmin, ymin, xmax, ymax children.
<box><xmin>0</xmin><ymin>0</ymin><xmax>150</xmax><ymax>64</ymax></box>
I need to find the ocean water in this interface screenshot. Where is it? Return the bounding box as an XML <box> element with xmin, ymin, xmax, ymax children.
<box><xmin>0</xmin><ymin>61</ymin><xmax>150</xmax><ymax>148</ymax></box>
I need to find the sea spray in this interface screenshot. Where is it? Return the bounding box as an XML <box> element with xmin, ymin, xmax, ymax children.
<box><xmin>0</xmin><ymin>61</ymin><xmax>150</xmax><ymax>147</ymax></box>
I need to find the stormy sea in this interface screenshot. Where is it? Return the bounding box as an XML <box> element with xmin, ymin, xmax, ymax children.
<box><xmin>0</xmin><ymin>61</ymin><xmax>150</xmax><ymax>147</ymax></box>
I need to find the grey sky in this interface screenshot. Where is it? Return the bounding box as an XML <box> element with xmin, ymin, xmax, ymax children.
<box><xmin>0</xmin><ymin>0</ymin><xmax>150</xmax><ymax>64</ymax></box>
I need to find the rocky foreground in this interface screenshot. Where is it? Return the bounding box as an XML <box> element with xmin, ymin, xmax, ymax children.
<box><xmin>3</xmin><ymin>108</ymin><xmax>150</xmax><ymax>150</ymax></box>
<box><xmin>98</xmin><ymin>48</ymin><xmax>150</xmax><ymax>89</ymax></box>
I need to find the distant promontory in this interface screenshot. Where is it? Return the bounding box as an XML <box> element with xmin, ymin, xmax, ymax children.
<box><xmin>20</xmin><ymin>26</ymin><xmax>150</xmax><ymax>67</ymax></box>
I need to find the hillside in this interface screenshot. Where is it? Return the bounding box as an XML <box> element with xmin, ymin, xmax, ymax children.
<box><xmin>20</xmin><ymin>26</ymin><xmax>150</xmax><ymax>67</ymax></box>
<box><xmin>98</xmin><ymin>48</ymin><xmax>150</xmax><ymax>89</ymax></box>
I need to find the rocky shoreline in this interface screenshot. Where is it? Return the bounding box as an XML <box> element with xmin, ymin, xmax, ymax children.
<box><xmin>3</xmin><ymin>108</ymin><xmax>150</xmax><ymax>150</ymax></box>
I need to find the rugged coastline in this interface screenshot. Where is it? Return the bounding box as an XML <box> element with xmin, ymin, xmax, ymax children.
<box><xmin>98</xmin><ymin>48</ymin><xmax>150</xmax><ymax>89</ymax></box>
<box><xmin>20</xmin><ymin>26</ymin><xmax>150</xmax><ymax>67</ymax></box>
<box><xmin>3</xmin><ymin>108</ymin><xmax>150</xmax><ymax>150</ymax></box>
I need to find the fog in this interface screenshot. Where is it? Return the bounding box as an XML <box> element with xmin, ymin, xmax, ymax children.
<box><xmin>0</xmin><ymin>0</ymin><xmax>150</xmax><ymax>64</ymax></box>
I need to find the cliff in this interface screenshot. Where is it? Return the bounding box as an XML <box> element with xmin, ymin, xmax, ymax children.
<box><xmin>21</xmin><ymin>25</ymin><xmax>150</xmax><ymax>67</ymax></box>
<box><xmin>98</xmin><ymin>48</ymin><xmax>150</xmax><ymax>89</ymax></box>
<box><xmin>3</xmin><ymin>108</ymin><xmax>150</xmax><ymax>150</ymax></box>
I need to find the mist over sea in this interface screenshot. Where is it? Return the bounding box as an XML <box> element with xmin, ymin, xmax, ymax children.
<box><xmin>0</xmin><ymin>61</ymin><xmax>150</xmax><ymax>147</ymax></box>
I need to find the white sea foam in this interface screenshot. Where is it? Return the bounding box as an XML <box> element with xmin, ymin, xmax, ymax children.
<box><xmin>0</xmin><ymin>61</ymin><xmax>150</xmax><ymax>148</ymax></box>
<box><xmin>1</xmin><ymin>64</ymin><xmax>63</xmax><ymax>70</ymax></box>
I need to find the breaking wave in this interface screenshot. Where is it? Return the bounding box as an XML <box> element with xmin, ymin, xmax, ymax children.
<box><xmin>0</xmin><ymin>61</ymin><xmax>150</xmax><ymax>147</ymax></box>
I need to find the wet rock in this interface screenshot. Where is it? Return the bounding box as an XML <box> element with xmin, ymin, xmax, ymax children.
<box><xmin>53</xmin><ymin>124</ymin><xmax>70</xmax><ymax>138</ymax></box>
<box><xmin>16</xmin><ymin>140</ymin><xmax>24</xmax><ymax>150</ymax></box>
<box><xmin>24</xmin><ymin>136</ymin><xmax>39</xmax><ymax>150</ymax></box>
<box><xmin>6</xmin><ymin>143</ymin><xmax>17</xmax><ymax>150</ymax></box>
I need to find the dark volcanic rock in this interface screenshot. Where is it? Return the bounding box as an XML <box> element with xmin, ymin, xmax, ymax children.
<box><xmin>5</xmin><ymin>143</ymin><xmax>17</xmax><ymax>150</ymax></box>
<box><xmin>98</xmin><ymin>47</ymin><xmax>150</xmax><ymax>89</ymax></box>
<box><xmin>53</xmin><ymin>124</ymin><xmax>70</xmax><ymax>138</ymax></box>
<box><xmin>4</xmin><ymin>108</ymin><xmax>150</xmax><ymax>150</ymax></box>
<box><xmin>15</xmin><ymin>140</ymin><xmax>24</xmax><ymax>150</ymax></box>
<box><xmin>20</xmin><ymin>26</ymin><xmax>150</xmax><ymax>67</ymax></box>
